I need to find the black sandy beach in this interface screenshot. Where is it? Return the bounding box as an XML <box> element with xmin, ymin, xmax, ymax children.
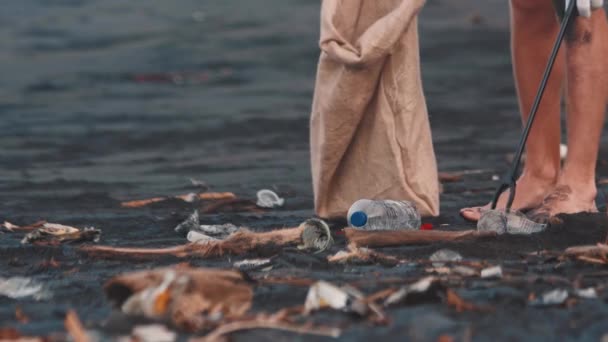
<box><xmin>2</xmin><ymin>0</ymin><xmax>608</xmax><ymax>341</ymax></box>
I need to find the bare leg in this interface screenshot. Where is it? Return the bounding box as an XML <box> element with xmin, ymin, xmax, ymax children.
<box><xmin>461</xmin><ymin>0</ymin><xmax>563</xmax><ymax>221</ymax></box>
<box><xmin>531</xmin><ymin>8</ymin><xmax>608</xmax><ymax>219</ymax></box>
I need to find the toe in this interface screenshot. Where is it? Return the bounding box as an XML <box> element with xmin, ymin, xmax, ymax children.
<box><xmin>460</xmin><ymin>207</ymin><xmax>482</xmax><ymax>222</ymax></box>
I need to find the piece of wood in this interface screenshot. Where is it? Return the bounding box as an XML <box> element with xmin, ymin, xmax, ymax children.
<box><xmin>121</xmin><ymin>192</ymin><xmax>237</xmax><ymax>208</ymax></box>
<box><xmin>81</xmin><ymin>226</ymin><xmax>304</xmax><ymax>259</ymax></box>
<box><xmin>344</xmin><ymin>228</ymin><xmax>496</xmax><ymax>248</ymax></box>
<box><xmin>191</xmin><ymin>319</ymin><xmax>341</xmax><ymax>341</ymax></box>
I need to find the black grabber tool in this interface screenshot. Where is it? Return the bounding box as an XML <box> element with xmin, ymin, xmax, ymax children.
<box><xmin>490</xmin><ymin>0</ymin><xmax>576</xmax><ymax>213</ymax></box>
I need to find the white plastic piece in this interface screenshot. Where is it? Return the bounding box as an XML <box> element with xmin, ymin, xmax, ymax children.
<box><xmin>256</xmin><ymin>189</ymin><xmax>285</xmax><ymax>208</ymax></box>
<box><xmin>480</xmin><ymin>266</ymin><xmax>503</xmax><ymax>279</ymax></box>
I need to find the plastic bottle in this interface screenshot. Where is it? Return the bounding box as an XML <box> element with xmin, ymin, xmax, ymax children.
<box><xmin>347</xmin><ymin>199</ymin><xmax>421</xmax><ymax>230</ymax></box>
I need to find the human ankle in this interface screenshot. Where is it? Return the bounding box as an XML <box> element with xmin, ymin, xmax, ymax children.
<box><xmin>556</xmin><ymin>178</ymin><xmax>597</xmax><ymax>202</ymax></box>
<box><xmin>520</xmin><ymin>169</ymin><xmax>558</xmax><ymax>187</ymax></box>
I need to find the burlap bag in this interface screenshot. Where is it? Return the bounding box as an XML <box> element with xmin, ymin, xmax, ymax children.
<box><xmin>310</xmin><ymin>0</ymin><xmax>439</xmax><ymax>218</ymax></box>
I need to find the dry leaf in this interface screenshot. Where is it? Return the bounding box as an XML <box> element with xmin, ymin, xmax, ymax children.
<box><xmin>104</xmin><ymin>266</ymin><xmax>253</xmax><ymax>331</ymax></box>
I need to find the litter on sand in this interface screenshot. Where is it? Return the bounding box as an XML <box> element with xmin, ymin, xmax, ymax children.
<box><xmin>0</xmin><ymin>277</ymin><xmax>51</xmax><ymax>300</ymax></box>
<box><xmin>328</xmin><ymin>244</ymin><xmax>401</xmax><ymax>266</ymax></box>
<box><xmin>84</xmin><ymin>218</ymin><xmax>332</xmax><ymax>259</ymax></box>
<box><xmin>233</xmin><ymin>258</ymin><xmax>273</xmax><ymax>271</ymax></box>
<box><xmin>429</xmin><ymin>249</ymin><xmax>463</xmax><ymax>267</ymax></box>
<box><xmin>530</xmin><ymin>289</ymin><xmax>569</xmax><ymax>306</ymax></box>
<box><xmin>104</xmin><ymin>266</ymin><xmax>253</xmax><ymax>331</ymax></box>
<box><xmin>256</xmin><ymin>189</ymin><xmax>285</xmax><ymax>208</ymax></box>
<box><xmin>121</xmin><ymin>192</ymin><xmax>236</xmax><ymax>208</ymax></box>
<box><xmin>21</xmin><ymin>223</ymin><xmax>101</xmax><ymax>245</ymax></box>
<box><xmin>480</xmin><ymin>266</ymin><xmax>503</xmax><ymax>279</ymax></box>
<box><xmin>174</xmin><ymin>211</ymin><xmax>243</xmax><ymax>240</ymax></box>
<box><xmin>384</xmin><ymin>277</ymin><xmax>443</xmax><ymax>306</ymax></box>
<box><xmin>344</xmin><ymin>228</ymin><xmax>496</xmax><ymax>248</ymax></box>
<box><xmin>298</xmin><ymin>218</ymin><xmax>333</xmax><ymax>252</ymax></box>
<box><xmin>477</xmin><ymin>209</ymin><xmax>546</xmax><ymax>235</ymax></box>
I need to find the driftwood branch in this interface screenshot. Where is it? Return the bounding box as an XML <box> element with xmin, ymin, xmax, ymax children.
<box><xmin>81</xmin><ymin>226</ymin><xmax>304</xmax><ymax>259</ymax></box>
<box><xmin>121</xmin><ymin>192</ymin><xmax>236</xmax><ymax>208</ymax></box>
<box><xmin>563</xmin><ymin>243</ymin><xmax>608</xmax><ymax>264</ymax></box>
<box><xmin>344</xmin><ymin>228</ymin><xmax>496</xmax><ymax>248</ymax></box>
<box><xmin>191</xmin><ymin>319</ymin><xmax>341</xmax><ymax>341</ymax></box>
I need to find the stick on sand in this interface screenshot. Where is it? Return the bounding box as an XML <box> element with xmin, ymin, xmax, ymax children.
<box><xmin>344</xmin><ymin>228</ymin><xmax>496</xmax><ymax>248</ymax></box>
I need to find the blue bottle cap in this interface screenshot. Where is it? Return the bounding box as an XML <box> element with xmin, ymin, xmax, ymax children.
<box><xmin>350</xmin><ymin>211</ymin><xmax>368</xmax><ymax>227</ymax></box>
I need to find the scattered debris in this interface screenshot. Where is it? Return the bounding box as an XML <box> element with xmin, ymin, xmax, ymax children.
<box><xmin>189</xmin><ymin>178</ymin><xmax>209</xmax><ymax>190</ymax></box>
<box><xmin>192</xmin><ymin>315</ymin><xmax>341</xmax><ymax>341</ymax></box>
<box><xmin>174</xmin><ymin>211</ymin><xmax>200</xmax><ymax>234</ymax></box>
<box><xmin>2</xmin><ymin>220</ymin><xmax>46</xmax><ymax>232</ymax></box>
<box><xmin>64</xmin><ymin>310</ymin><xmax>91</xmax><ymax>342</ymax></box>
<box><xmin>530</xmin><ymin>289</ymin><xmax>569</xmax><ymax>306</ymax></box>
<box><xmin>430</xmin><ymin>249</ymin><xmax>463</xmax><ymax>267</ymax></box>
<box><xmin>0</xmin><ymin>277</ymin><xmax>51</xmax><ymax>300</ymax></box>
<box><xmin>328</xmin><ymin>244</ymin><xmax>400</xmax><ymax>266</ymax></box>
<box><xmin>105</xmin><ymin>266</ymin><xmax>253</xmax><ymax>331</ymax></box>
<box><xmin>132</xmin><ymin>324</ymin><xmax>177</xmax><ymax>342</ymax></box>
<box><xmin>420</xmin><ymin>223</ymin><xmax>434</xmax><ymax>230</ymax></box>
<box><xmin>452</xmin><ymin>266</ymin><xmax>478</xmax><ymax>277</ymax></box>
<box><xmin>384</xmin><ymin>277</ymin><xmax>443</xmax><ymax>306</ymax></box>
<box><xmin>477</xmin><ymin>209</ymin><xmax>546</xmax><ymax>235</ymax></box>
<box><xmin>84</xmin><ymin>219</ymin><xmax>324</xmax><ymax>259</ymax></box>
<box><xmin>480</xmin><ymin>266</ymin><xmax>503</xmax><ymax>279</ymax></box>
<box><xmin>344</xmin><ymin>228</ymin><xmax>496</xmax><ymax>248</ymax></box>
<box><xmin>21</xmin><ymin>223</ymin><xmax>100</xmax><ymax>245</ymax></box>
<box><xmin>304</xmin><ymin>281</ymin><xmax>368</xmax><ymax>316</ymax></box>
<box><xmin>573</xmin><ymin>287</ymin><xmax>598</xmax><ymax>299</ymax></box>
<box><xmin>121</xmin><ymin>192</ymin><xmax>236</xmax><ymax>208</ymax></box>
<box><xmin>563</xmin><ymin>244</ymin><xmax>608</xmax><ymax>264</ymax></box>
<box><xmin>187</xmin><ymin>231</ymin><xmax>220</xmax><ymax>244</ymax></box>
<box><xmin>298</xmin><ymin>218</ymin><xmax>333</xmax><ymax>252</ymax></box>
<box><xmin>233</xmin><ymin>258</ymin><xmax>273</xmax><ymax>271</ymax></box>
<box><xmin>256</xmin><ymin>189</ymin><xmax>285</xmax><ymax>208</ymax></box>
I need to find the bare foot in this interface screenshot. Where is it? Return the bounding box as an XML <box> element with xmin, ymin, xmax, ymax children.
<box><xmin>528</xmin><ymin>185</ymin><xmax>598</xmax><ymax>223</ymax></box>
<box><xmin>460</xmin><ymin>175</ymin><xmax>554</xmax><ymax>222</ymax></box>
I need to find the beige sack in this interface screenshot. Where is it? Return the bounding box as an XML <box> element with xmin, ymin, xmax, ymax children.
<box><xmin>310</xmin><ymin>0</ymin><xmax>439</xmax><ymax>219</ymax></box>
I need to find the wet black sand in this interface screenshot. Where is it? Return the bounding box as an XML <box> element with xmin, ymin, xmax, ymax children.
<box><xmin>2</xmin><ymin>1</ymin><xmax>608</xmax><ymax>341</ymax></box>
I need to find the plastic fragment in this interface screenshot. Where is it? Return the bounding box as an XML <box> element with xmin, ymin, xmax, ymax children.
<box><xmin>452</xmin><ymin>266</ymin><xmax>477</xmax><ymax>277</ymax></box>
<box><xmin>0</xmin><ymin>277</ymin><xmax>51</xmax><ymax>300</ymax></box>
<box><xmin>429</xmin><ymin>249</ymin><xmax>462</xmax><ymax>267</ymax></box>
<box><xmin>256</xmin><ymin>189</ymin><xmax>285</xmax><ymax>208</ymax></box>
<box><xmin>531</xmin><ymin>289</ymin><xmax>569</xmax><ymax>306</ymax></box>
<box><xmin>21</xmin><ymin>223</ymin><xmax>101</xmax><ymax>245</ymax></box>
<box><xmin>233</xmin><ymin>258</ymin><xmax>273</xmax><ymax>271</ymax></box>
<box><xmin>574</xmin><ymin>288</ymin><xmax>598</xmax><ymax>299</ymax></box>
<box><xmin>480</xmin><ymin>266</ymin><xmax>503</xmax><ymax>279</ymax></box>
<box><xmin>187</xmin><ymin>231</ymin><xmax>220</xmax><ymax>244</ymax></box>
<box><xmin>384</xmin><ymin>277</ymin><xmax>441</xmax><ymax>306</ymax></box>
<box><xmin>477</xmin><ymin>209</ymin><xmax>546</xmax><ymax>235</ymax></box>
<box><xmin>304</xmin><ymin>281</ymin><xmax>368</xmax><ymax>316</ymax></box>
<box><xmin>174</xmin><ymin>211</ymin><xmax>200</xmax><ymax>234</ymax></box>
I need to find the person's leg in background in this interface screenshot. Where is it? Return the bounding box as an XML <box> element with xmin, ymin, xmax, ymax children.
<box><xmin>531</xmin><ymin>3</ymin><xmax>608</xmax><ymax>218</ymax></box>
<box><xmin>461</xmin><ymin>0</ymin><xmax>564</xmax><ymax>221</ymax></box>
